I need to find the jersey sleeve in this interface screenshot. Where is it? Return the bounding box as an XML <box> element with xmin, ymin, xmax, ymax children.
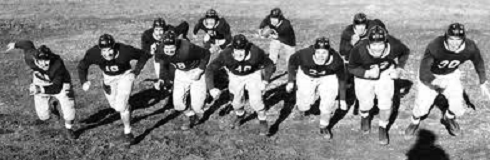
<box><xmin>336</xmin><ymin>61</ymin><xmax>347</xmax><ymax>101</ymax></box>
<box><xmin>418</xmin><ymin>47</ymin><xmax>436</xmax><ymax>85</ymax></box>
<box><xmin>125</xmin><ymin>44</ymin><xmax>151</xmax><ymax>75</ymax></box>
<box><xmin>470</xmin><ymin>45</ymin><xmax>487</xmax><ymax>84</ymax></box>
<box><xmin>141</xmin><ymin>31</ymin><xmax>153</xmax><ymax>53</ymax></box>
<box><xmin>205</xmin><ymin>52</ymin><xmax>225</xmax><ymax>90</ymax></box>
<box><xmin>218</xmin><ymin>19</ymin><xmax>232</xmax><ymax>49</ymax></box>
<box><xmin>392</xmin><ymin>37</ymin><xmax>410</xmax><ymax>68</ymax></box>
<box><xmin>287</xmin><ymin>52</ymin><xmax>301</xmax><ymax>83</ymax></box>
<box><xmin>197</xmin><ymin>46</ymin><xmax>211</xmax><ymax>70</ymax></box>
<box><xmin>42</xmin><ymin>60</ymin><xmax>68</xmax><ymax>94</ymax></box>
<box><xmin>259</xmin><ymin>48</ymin><xmax>276</xmax><ymax>82</ymax></box>
<box><xmin>14</xmin><ymin>40</ymin><xmax>36</xmax><ymax>50</ymax></box>
<box><xmin>339</xmin><ymin>27</ymin><xmax>354</xmax><ymax>60</ymax></box>
<box><xmin>77</xmin><ymin>49</ymin><xmax>96</xmax><ymax>84</ymax></box>
<box><xmin>174</xmin><ymin>21</ymin><xmax>190</xmax><ymax>39</ymax></box>
<box><xmin>193</xmin><ymin>18</ymin><xmax>204</xmax><ymax>35</ymax></box>
<box><xmin>347</xmin><ymin>47</ymin><xmax>367</xmax><ymax>78</ymax></box>
<box><xmin>258</xmin><ymin>17</ymin><xmax>269</xmax><ymax>29</ymax></box>
<box><xmin>14</xmin><ymin>40</ymin><xmax>38</xmax><ymax>70</ymax></box>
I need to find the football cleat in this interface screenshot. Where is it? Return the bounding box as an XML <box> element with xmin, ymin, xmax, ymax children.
<box><xmin>442</xmin><ymin>116</ymin><xmax>461</xmax><ymax>136</ymax></box>
<box><xmin>64</xmin><ymin>128</ymin><xmax>77</xmax><ymax>140</ymax></box>
<box><xmin>320</xmin><ymin>126</ymin><xmax>332</xmax><ymax>140</ymax></box>
<box><xmin>230</xmin><ymin>114</ymin><xmax>244</xmax><ymax>129</ymax></box>
<box><xmin>404</xmin><ymin>123</ymin><xmax>419</xmax><ymax>136</ymax></box>
<box><xmin>259</xmin><ymin>120</ymin><xmax>269</xmax><ymax>136</ymax></box>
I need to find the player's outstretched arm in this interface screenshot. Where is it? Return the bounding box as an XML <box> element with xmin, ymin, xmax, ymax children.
<box><xmin>347</xmin><ymin>47</ymin><xmax>369</xmax><ymax>78</ymax></box>
<box><xmin>205</xmin><ymin>53</ymin><xmax>224</xmax><ymax>90</ymax></box>
<box><xmin>418</xmin><ymin>48</ymin><xmax>437</xmax><ymax>86</ymax></box>
<box><xmin>77</xmin><ymin>49</ymin><xmax>96</xmax><ymax>89</ymax></box>
<box><xmin>126</xmin><ymin>44</ymin><xmax>151</xmax><ymax>77</ymax></box>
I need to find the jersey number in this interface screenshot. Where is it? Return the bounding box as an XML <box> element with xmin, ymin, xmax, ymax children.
<box><xmin>309</xmin><ymin>69</ymin><xmax>326</xmax><ymax>76</ymax></box>
<box><xmin>235</xmin><ymin>65</ymin><xmax>252</xmax><ymax>73</ymax></box>
<box><xmin>437</xmin><ymin>60</ymin><xmax>460</xmax><ymax>69</ymax></box>
<box><xmin>105</xmin><ymin>66</ymin><xmax>119</xmax><ymax>72</ymax></box>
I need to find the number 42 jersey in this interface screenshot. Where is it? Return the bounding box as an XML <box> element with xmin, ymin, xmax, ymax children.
<box><xmin>419</xmin><ymin>36</ymin><xmax>487</xmax><ymax>85</ymax></box>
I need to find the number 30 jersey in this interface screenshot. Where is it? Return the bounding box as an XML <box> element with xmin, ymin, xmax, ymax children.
<box><xmin>205</xmin><ymin>43</ymin><xmax>275</xmax><ymax>89</ymax></box>
<box><xmin>155</xmin><ymin>40</ymin><xmax>211</xmax><ymax>81</ymax></box>
<box><xmin>419</xmin><ymin>36</ymin><xmax>487</xmax><ymax>85</ymax></box>
<box><xmin>77</xmin><ymin>43</ymin><xmax>151</xmax><ymax>84</ymax></box>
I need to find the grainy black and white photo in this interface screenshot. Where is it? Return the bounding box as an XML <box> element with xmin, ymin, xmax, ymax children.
<box><xmin>1</xmin><ymin>0</ymin><xmax>489</xmax><ymax>159</ymax></box>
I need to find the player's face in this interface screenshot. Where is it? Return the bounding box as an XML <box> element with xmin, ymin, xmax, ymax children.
<box><xmin>163</xmin><ymin>45</ymin><xmax>177</xmax><ymax>56</ymax></box>
<box><xmin>101</xmin><ymin>48</ymin><xmax>115</xmax><ymax>60</ymax></box>
<box><xmin>447</xmin><ymin>36</ymin><xmax>464</xmax><ymax>52</ymax></box>
<box><xmin>204</xmin><ymin>18</ymin><xmax>216</xmax><ymax>29</ymax></box>
<box><xmin>153</xmin><ymin>27</ymin><xmax>164</xmax><ymax>40</ymax></box>
<box><xmin>270</xmin><ymin>18</ymin><xmax>279</xmax><ymax>26</ymax></box>
<box><xmin>369</xmin><ymin>42</ymin><xmax>386</xmax><ymax>58</ymax></box>
<box><xmin>314</xmin><ymin>49</ymin><xmax>329</xmax><ymax>62</ymax></box>
<box><xmin>35</xmin><ymin>59</ymin><xmax>50</xmax><ymax>71</ymax></box>
<box><xmin>354</xmin><ymin>24</ymin><xmax>367</xmax><ymax>34</ymax></box>
<box><xmin>233</xmin><ymin>49</ymin><xmax>246</xmax><ymax>61</ymax></box>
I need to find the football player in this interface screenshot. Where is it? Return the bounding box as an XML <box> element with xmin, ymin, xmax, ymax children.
<box><xmin>258</xmin><ymin>8</ymin><xmax>296</xmax><ymax>65</ymax></box>
<box><xmin>286</xmin><ymin>37</ymin><xmax>347</xmax><ymax>139</ymax></box>
<box><xmin>348</xmin><ymin>26</ymin><xmax>410</xmax><ymax>145</ymax></box>
<box><xmin>77</xmin><ymin>34</ymin><xmax>151</xmax><ymax>144</ymax></box>
<box><xmin>206</xmin><ymin>34</ymin><xmax>275</xmax><ymax>135</ymax></box>
<box><xmin>141</xmin><ymin>18</ymin><xmax>189</xmax><ymax>83</ymax></box>
<box><xmin>155</xmin><ymin>32</ymin><xmax>211</xmax><ymax>131</ymax></box>
<box><xmin>405</xmin><ymin>23</ymin><xmax>489</xmax><ymax>137</ymax></box>
<box><xmin>7</xmin><ymin>41</ymin><xmax>77</xmax><ymax>139</ymax></box>
<box><xmin>192</xmin><ymin>9</ymin><xmax>232</xmax><ymax>55</ymax></box>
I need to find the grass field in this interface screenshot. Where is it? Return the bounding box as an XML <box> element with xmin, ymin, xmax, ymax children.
<box><xmin>1</xmin><ymin>0</ymin><xmax>490</xmax><ymax>159</ymax></box>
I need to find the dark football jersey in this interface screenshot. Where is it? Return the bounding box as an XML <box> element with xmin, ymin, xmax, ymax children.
<box><xmin>419</xmin><ymin>36</ymin><xmax>486</xmax><ymax>84</ymax></box>
<box><xmin>288</xmin><ymin>46</ymin><xmax>346</xmax><ymax>100</ymax></box>
<box><xmin>155</xmin><ymin>40</ymin><xmax>210</xmax><ymax>81</ymax></box>
<box><xmin>77</xmin><ymin>43</ymin><xmax>151</xmax><ymax>84</ymax></box>
<box><xmin>348</xmin><ymin>35</ymin><xmax>410</xmax><ymax>80</ymax></box>
<box><xmin>259</xmin><ymin>16</ymin><xmax>296</xmax><ymax>46</ymax></box>
<box><xmin>206</xmin><ymin>43</ymin><xmax>275</xmax><ymax>89</ymax></box>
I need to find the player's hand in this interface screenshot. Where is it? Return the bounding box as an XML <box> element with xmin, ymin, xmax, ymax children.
<box><xmin>150</xmin><ymin>43</ymin><xmax>157</xmax><ymax>55</ymax></box>
<box><xmin>351</xmin><ymin>34</ymin><xmax>360</xmax><ymax>45</ymax></box>
<box><xmin>191</xmin><ymin>69</ymin><xmax>204</xmax><ymax>80</ymax></box>
<box><xmin>364</xmin><ymin>65</ymin><xmax>380</xmax><ymax>79</ymax></box>
<box><xmin>154</xmin><ymin>79</ymin><xmax>164</xmax><ymax>91</ymax></box>
<box><xmin>204</xmin><ymin>34</ymin><xmax>211</xmax><ymax>42</ymax></box>
<box><xmin>29</xmin><ymin>84</ymin><xmax>42</xmax><ymax>95</ymax></box>
<box><xmin>339</xmin><ymin>100</ymin><xmax>347</xmax><ymax>111</ymax></box>
<box><xmin>269</xmin><ymin>30</ymin><xmax>278</xmax><ymax>39</ymax></box>
<box><xmin>209</xmin><ymin>45</ymin><xmax>220</xmax><ymax>54</ymax></box>
<box><xmin>6</xmin><ymin>42</ymin><xmax>15</xmax><ymax>53</ymax></box>
<box><xmin>389</xmin><ymin>67</ymin><xmax>404</xmax><ymax>79</ymax></box>
<box><xmin>259</xmin><ymin>80</ymin><xmax>269</xmax><ymax>91</ymax></box>
<box><xmin>82</xmin><ymin>81</ymin><xmax>91</xmax><ymax>91</ymax></box>
<box><xmin>285</xmin><ymin>82</ymin><xmax>295</xmax><ymax>93</ymax></box>
<box><xmin>480</xmin><ymin>81</ymin><xmax>490</xmax><ymax>100</ymax></box>
<box><xmin>192</xmin><ymin>34</ymin><xmax>199</xmax><ymax>41</ymax></box>
<box><xmin>209</xmin><ymin>88</ymin><xmax>221</xmax><ymax>99</ymax></box>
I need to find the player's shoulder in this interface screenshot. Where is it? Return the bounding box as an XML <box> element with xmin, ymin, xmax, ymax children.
<box><xmin>387</xmin><ymin>35</ymin><xmax>407</xmax><ymax>48</ymax></box>
<box><xmin>464</xmin><ymin>38</ymin><xmax>479</xmax><ymax>52</ymax></box>
<box><xmin>142</xmin><ymin>29</ymin><xmax>153</xmax><ymax>38</ymax></box>
<box><xmin>295</xmin><ymin>46</ymin><xmax>314</xmax><ymax>56</ymax></box>
<box><xmin>86</xmin><ymin>45</ymin><xmax>100</xmax><ymax>55</ymax></box>
<box><xmin>427</xmin><ymin>36</ymin><xmax>445</xmax><ymax>50</ymax></box>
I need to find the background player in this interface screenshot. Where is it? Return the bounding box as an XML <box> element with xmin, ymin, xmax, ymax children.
<box><xmin>78</xmin><ymin>34</ymin><xmax>151</xmax><ymax>144</ymax></box>
<box><xmin>206</xmin><ymin>34</ymin><xmax>275</xmax><ymax>135</ymax></box>
<box><xmin>405</xmin><ymin>23</ymin><xmax>490</xmax><ymax>137</ymax></box>
<box><xmin>155</xmin><ymin>32</ymin><xmax>211</xmax><ymax>131</ymax></box>
<box><xmin>7</xmin><ymin>42</ymin><xmax>77</xmax><ymax>139</ymax></box>
<box><xmin>348</xmin><ymin>26</ymin><xmax>410</xmax><ymax>145</ymax></box>
<box><xmin>286</xmin><ymin>37</ymin><xmax>347</xmax><ymax>139</ymax></box>
<box><xmin>193</xmin><ymin>9</ymin><xmax>232</xmax><ymax>56</ymax></box>
<box><xmin>141</xmin><ymin>18</ymin><xmax>189</xmax><ymax>85</ymax></box>
<box><xmin>258</xmin><ymin>8</ymin><xmax>296</xmax><ymax>65</ymax></box>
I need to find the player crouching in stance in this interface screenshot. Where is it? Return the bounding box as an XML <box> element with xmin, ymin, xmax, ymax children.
<box><xmin>206</xmin><ymin>34</ymin><xmax>275</xmax><ymax>135</ymax></box>
<box><xmin>155</xmin><ymin>32</ymin><xmax>211</xmax><ymax>131</ymax></box>
<box><xmin>8</xmin><ymin>42</ymin><xmax>77</xmax><ymax>139</ymax></box>
<box><xmin>348</xmin><ymin>26</ymin><xmax>410</xmax><ymax>145</ymax></box>
<box><xmin>77</xmin><ymin>34</ymin><xmax>151</xmax><ymax>144</ymax></box>
<box><xmin>286</xmin><ymin>37</ymin><xmax>347</xmax><ymax>139</ymax></box>
<box><xmin>193</xmin><ymin>9</ymin><xmax>232</xmax><ymax>55</ymax></box>
<box><xmin>405</xmin><ymin>23</ymin><xmax>489</xmax><ymax>137</ymax></box>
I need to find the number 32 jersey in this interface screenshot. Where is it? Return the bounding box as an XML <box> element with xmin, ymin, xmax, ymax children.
<box><xmin>419</xmin><ymin>36</ymin><xmax>487</xmax><ymax>85</ymax></box>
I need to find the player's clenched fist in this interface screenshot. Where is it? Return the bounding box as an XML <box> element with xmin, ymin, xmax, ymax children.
<box><xmin>82</xmin><ymin>81</ymin><xmax>91</xmax><ymax>91</ymax></box>
<box><xmin>389</xmin><ymin>67</ymin><xmax>404</xmax><ymax>79</ymax></box>
<box><xmin>285</xmin><ymin>82</ymin><xmax>294</xmax><ymax>93</ymax></box>
<box><xmin>480</xmin><ymin>81</ymin><xmax>490</xmax><ymax>100</ymax></box>
<box><xmin>209</xmin><ymin>88</ymin><xmax>221</xmax><ymax>99</ymax></box>
<box><xmin>29</xmin><ymin>84</ymin><xmax>42</xmax><ymax>95</ymax></box>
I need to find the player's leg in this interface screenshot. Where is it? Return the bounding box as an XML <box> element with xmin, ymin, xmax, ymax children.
<box><xmin>189</xmin><ymin>72</ymin><xmax>207</xmax><ymax>118</ymax></box>
<box><xmin>405</xmin><ymin>80</ymin><xmax>438</xmax><ymax>136</ymax></box>
<box><xmin>33</xmin><ymin>94</ymin><xmax>51</xmax><ymax>123</ymax></box>
<box><xmin>153</xmin><ymin>59</ymin><xmax>160</xmax><ymax>79</ymax></box>
<box><xmin>317</xmin><ymin>75</ymin><xmax>339</xmax><ymax>139</ymax></box>
<box><xmin>294</xmin><ymin>71</ymin><xmax>318</xmax><ymax>120</ymax></box>
<box><xmin>114</xmin><ymin>72</ymin><xmax>136</xmax><ymax>143</ymax></box>
<box><xmin>245</xmin><ymin>71</ymin><xmax>268</xmax><ymax>135</ymax></box>
<box><xmin>374</xmin><ymin>70</ymin><xmax>395</xmax><ymax>145</ymax></box>
<box><xmin>268</xmin><ymin>40</ymin><xmax>281</xmax><ymax>64</ymax></box>
<box><xmin>172</xmin><ymin>70</ymin><xmax>193</xmax><ymax>130</ymax></box>
<box><xmin>228</xmin><ymin>73</ymin><xmax>246</xmax><ymax>129</ymax></box>
<box><xmin>441</xmin><ymin>70</ymin><xmax>464</xmax><ymax>135</ymax></box>
<box><xmin>55</xmin><ymin>83</ymin><xmax>77</xmax><ymax>139</ymax></box>
<box><xmin>354</xmin><ymin>77</ymin><xmax>376</xmax><ymax>134</ymax></box>
<box><xmin>281</xmin><ymin>43</ymin><xmax>295</xmax><ymax>66</ymax></box>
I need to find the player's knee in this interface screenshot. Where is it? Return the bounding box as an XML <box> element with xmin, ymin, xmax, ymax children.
<box><xmin>377</xmin><ymin>100</ymin><xmax>393</xmax><ymax>110</ymax></box>
<box><xmin>297</xmin><ymin>103</ymin><xmax>311</xmax><ymax>112</ymax></box>
<box><xmin>174</xmin><ymin>102</ymin><xmax>186</xmax><ymax>111</ymax></box>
